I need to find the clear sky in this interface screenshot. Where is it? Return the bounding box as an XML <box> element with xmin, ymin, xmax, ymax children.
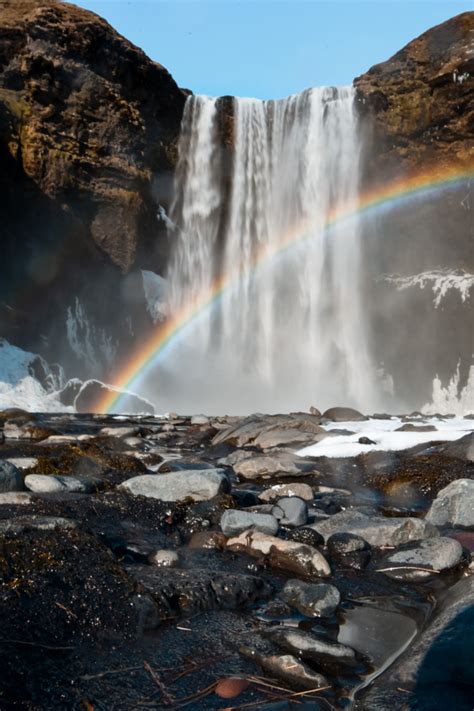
<box><xmin>75</xmin><ymin>1</ymin><xmax>472</xmax><ymax>99</ymax></box>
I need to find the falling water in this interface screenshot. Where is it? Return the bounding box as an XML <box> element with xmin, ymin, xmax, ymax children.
<box><xmin>162</xmin><ymin>88</ymin><xmax>382</xmax><ymax>414</ymax></box>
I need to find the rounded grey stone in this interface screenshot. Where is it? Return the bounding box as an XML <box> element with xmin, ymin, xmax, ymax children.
<box><xmin>425</xmin><ymin>479</ymin><xmax>474</xmax><ymax>529</ymax></box>
<box><xmin>220</xmin><ymin>509</ymin><xmax>279</xmax><ymax>537</ymax></box>
<box><xmin>272</xmin><ymin>496</ymin><xmax>307</xmax><ymax>527</ymax></box>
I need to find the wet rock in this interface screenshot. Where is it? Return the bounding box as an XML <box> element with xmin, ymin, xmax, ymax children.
<box><xmin>227</xmin><ymin>530</ymin><xmax>331</xmax><ymax>578</ymax></box>
<box><xmin>0</xmin><ymin>516</ymin><xmax>77</xmax><ymax>533</ymax></box>
<box><xmin>379</xmin><ymin>536</ymin><xmax>463</xmax><ymax>580</ymax></box>
<box><xmin>280</xmin><ymin>579</ymin><xmax>340</xmax><ymax>617</ymax></box>
<box><xmin>24</xmin><ymin>474</ymin><xmax>102</xmax><ymax>494</ymax></box>
<box><xmin>220</xmin><ymin>509</ymin><xmax>279</xmax><ymax>537</ymax></box>
<box><xmin>265</xmin><ymin>627</ymin><xmax>358</xmax><ymax>672</ymax></box>
<box><xmin>0</xmin><ymin>492</ymin><xmax>34</xmax><ymax>505</ymax></box>
<box><xmin>119</xmin><ymin>469</ymin><xmax>229</xmax><ymax>501</ymax></box>
<box><xmin>310</xmin><ymin>509</ymin><xmax>438</xmax><ymax>546</ymax></box>
<box><xmin>284</xmin><ymin>527</ymin><xmax>325</xmax><ymax>548</ymax></box>
<box><xmin>187</xmin><ymin>531</ymin><xmax>227</xmax><ymax>550</ymax></box>
<box><xmin>241</xmin><ymin>648</ymin><xmax>329</xmax><ymax>690</ymax></box>
<box><xmin>132</xmin><ymin>566</ymin><xmax>273</xmax><ymax>618</ymax></box>
<box><xmin>359</xmin><ymin>576</ymin><xmax>474</xmax><ymax>710</ymax></box>
<box><xmin>327</xmin><ymin>532</ymin><xmax>370</xmax><ymax>555</ymax></box>
<box><xmin>327</xmin><ymin>532</ymin><xmax>371</xmax><ymax>570</ymax></box>
<box><xmin>232</xmin><ymin>489</ymin><xmax>260</xmax><ymax>507</ymax></box>
<box><xmin>322</xmin><ymin>407</ymin><xmax>368</xmax><ymax>422</ymax></box>
<box><xmin>359</xmin><ymin>436</ymin><xmax>376</xmax><ymax>444</ymax></box>
<box><xmin>272</xmin><ymin>497</ymin><xmax>308</xmax><ymax>527</ymax></box>
<box><xmin>425</xmin><ymin>479</ymin><xmax>474</xmax><ymax>529</ymax></box>
<box><xmin>0</xmin><ymin>460</ymin><xmax>24</xmax><ymax>492</ymax></box>
<box><xmin>149</xmin><ymin>549</ymin><xmax>179</xmax><ymax>567</ymax></box>
<box><xmin>259</xmin><ymin>482</ymin><xmax>314</xmax><ymax>502</ymax></box>
<box><xmin>233</xmin><ymin>453</ymin><xmax>306</xmax><ymax>480</ymax></box>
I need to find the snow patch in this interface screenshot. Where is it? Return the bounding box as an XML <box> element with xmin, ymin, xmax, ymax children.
<box><xmin>0</xmin><ymin>339</ymin><xmax>70</xmax><ymax>412</ymax></box>
<box><xmin>297</xmin><ymin>416</ymin><xmax>474</xmax><ymax>459</ymax></box>
<box><xmin>423</xmin><ymin>363</ymin><xmax>474</xmax><ymax>416</ymax></box>
<box><xmin>379</xmin><ymin>269</ymin><xmax>474</xmax><ymax>308</ymax></box>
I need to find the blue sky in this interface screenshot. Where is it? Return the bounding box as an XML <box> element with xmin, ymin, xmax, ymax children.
<box><xmin>76</xmin><ymin>1</ymin><xmax>472</xmax><ymax>99</ymax></box>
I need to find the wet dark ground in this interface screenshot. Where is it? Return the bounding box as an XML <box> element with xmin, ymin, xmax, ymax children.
<box><xmin>0</xmin><ymin>410</ymin><xmax>472</xmax><ymax>710</ymax></box>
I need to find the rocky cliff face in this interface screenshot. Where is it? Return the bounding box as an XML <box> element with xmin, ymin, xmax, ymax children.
<box><xmin>355</xmin><ymin>12</ymin><xmax>473</xmax><ymax>177</ymax></box>
<box><xmin>354</xmin><ymin>12</ymin><xmax>473</xmax><ymax>409</ymax></box>
<box><xmin>0</xmin><ymin>0</ymin><xmax>186</xmax><ymax>376</ymax></box>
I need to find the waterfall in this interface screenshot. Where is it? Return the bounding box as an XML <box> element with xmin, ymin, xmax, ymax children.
<box><xmin>163</xmin><ymin>88</ymin><xmax>381</xmax><ymax>414</ymax></box>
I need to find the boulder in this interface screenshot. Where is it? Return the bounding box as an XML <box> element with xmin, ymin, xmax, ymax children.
<box><xmin>240</xmin><ymin>649</ymin><xmax>329</xmax><ymax>691</ymax></box>
<box><xmin>322</xmin><ymin>407</ymin><xmax>368</xmax><ymax>422</ymax></box>
<box><xmin>119</xmin><ymin>469</ymin><xmax>229</xmax><ymax>502</ymax></box>
<box><xmin>425</xmin><ymin>479</ymin><xmax>474</xmax><ymax>529</ymax></box>
<box><xmin>310</xmin><ymin>509</ymin><xmax>438</xmax><ymax>547</ymax></box>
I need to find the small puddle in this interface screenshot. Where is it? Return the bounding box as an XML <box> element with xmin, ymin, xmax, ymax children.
<box><xmin>338</xmin><ymin>598</ymin><xmax>421</xmax><ymax>705</ymax></box>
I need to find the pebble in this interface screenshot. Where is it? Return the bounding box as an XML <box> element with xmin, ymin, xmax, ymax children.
<box><xmin>220</xmin><ymin>509</ymin><xmax>279</xmax><ymax>537</ymax></box>
<box><xmin>259</xmin><ymin>482</ymin><xmax>314</xmax><ymax>502</ymax></box>
<box><xmin>24</xmin><ymin>474</ymin><xmax>102</xmax><ymax>494</ymax></box>
<box><xmin>0</xmin><ymin>492</ymin><xmax>34</xmax><ymax>505</ymax></box>
<box><xmin>425</xmin><ymin>479</ymin><xmax>474</xmax><ymax>529</ymax></box>
<box><xmin>240</xmin><ymin>648</ymin><xmax>329</xmax><ymax>690</ymax></box>
<box><xmin>119</xmin><ymin>469</ymin><xmax>229</xmax><ymax>501</ymax></box>
<box><xmin>285</xmin><ymin>527</ymin><xmax>324</xmax><ymax>547</ymax></box>
<box><xmin>272</xmin><ymin>496</ymin><xmax>307</xmax><ymax>527</ymax></box>
<box><xmin>149</xmin><ymin>550</ymin><xmax>179</xmax><ymax>567</ymax></box>
<box><xmin>265</xmin><ymin>627</ymin><xmax>357</xmax><ymax>672</ymax></box>
<box><xmin>0</xmin><ymin>460</ymin><xmax>24</xmax><ymax>492</ymax></box>
<box><xmin>280</xmin><ymin>579</ymin><xmax>340</xmax><ymax>617</ymax></box>
<box><xmin>310</xmin><ymin>509</ymin><xmax>438</xmax><ymax>546</ymax></box>
<box><xmin>227</xmin><ymin>530</ymin><xmax>331</xmax><ymax>578</ymax></box>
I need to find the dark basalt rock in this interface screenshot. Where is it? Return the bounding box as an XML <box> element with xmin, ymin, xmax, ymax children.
<box><xmin>0</xmin><ymin>0</ymin><xmax>186</xmax><ymax>375</ymax></box>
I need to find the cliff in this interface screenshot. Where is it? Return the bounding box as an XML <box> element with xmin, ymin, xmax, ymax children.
<box><xmin>354</xmin><ymin>12</ymin><xmax>473</xmax><ymax>178</ymax></box>
<box><xmin>0</xmin><ymin>0</ymin><xmax>186</xmax><ymax>374</ymax></box>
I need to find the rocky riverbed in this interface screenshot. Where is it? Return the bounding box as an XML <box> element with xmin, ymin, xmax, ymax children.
<box><xmin>0</xmin><ymin>407</ymin><xmax>473</xmax><ymax>709</ymax></box>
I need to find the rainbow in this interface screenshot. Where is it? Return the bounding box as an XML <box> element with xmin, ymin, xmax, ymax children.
<box><xmin>95</xmin><ymin>164</ymin><xmax>473</xmax><ymax>414</ymax></box>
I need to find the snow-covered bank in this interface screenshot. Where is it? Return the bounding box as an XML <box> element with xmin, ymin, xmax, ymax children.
<box><xmin>297</xmin><ymin>416</ymin><xmax>474</xmax><ymax>459</ymax></box>
<box><xmin>0</xmin><ymin>339</ymin><xmax>68</xmax><ymax>412</ymax></box>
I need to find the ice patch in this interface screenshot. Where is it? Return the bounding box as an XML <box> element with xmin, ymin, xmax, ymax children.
<box><xmin>142</xmin><ymin>270</ymin><xmax>168</xmax><ymax>323</ymax></box>
<box><xmin>297</xmin><ymin>416</ymin><xmax>474</xmax><ymax>459</ymax></box>
<box><xmin>0</xmin><ymin>339</ymin><xmax>70</xmax><ymax>412</ymax></box>
<box><xmin>423</xmin><ymin>364</ymin><xmax>474</xmax><ymax>416</ymax></box>
<box><xmin>379</xmin><ymin>269</ymin><xmax>474</xmax><ymax>308</ymax></box>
